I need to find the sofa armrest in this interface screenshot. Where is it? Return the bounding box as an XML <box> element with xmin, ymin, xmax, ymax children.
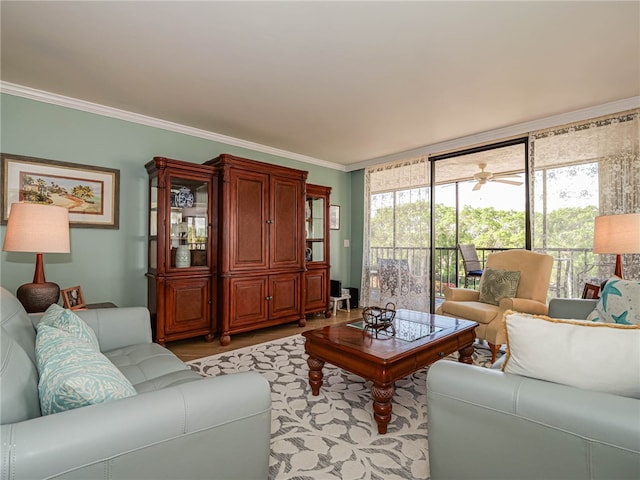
<box><xmin>548</xmin><ymin>298</ymin><xmax>598</xmax><ymax>319</ymax></box>
<box><xmin>1</xmin><ymin>372</ymin><xmax>271</xmax><ymax>480</ymax></box>
<box><xmin>443</xmin><ymin>287</ymin><xmax>480</xmax><ymax>302</ymax></box>
<box><xmin>499</xmin><ymin>297</ymin><xmax>548</xmax><ymax>315</ymax></box>
<box><xmin>73</xmin><ymin>307</ymin><xmax>153</xmax><ymax>351</ymax></box>
<box><xmin>426</xmin><ymin>361</ymin><xmax>640</xmax><ymax>480</ymax></box>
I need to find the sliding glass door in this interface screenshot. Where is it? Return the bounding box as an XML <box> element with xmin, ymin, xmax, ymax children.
<box><xmin>431</xmin><ymin>139</ymin><xmax>528</xmax><ymax>309</ymax></box>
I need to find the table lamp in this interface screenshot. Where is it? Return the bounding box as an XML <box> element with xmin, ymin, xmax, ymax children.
<box><xmin>593</xmin><ymin>213</ymin><xmax>640</xmax><ymax>279</ymax></box>
<box><xmin>2</xmin><ymin>203</ymin><xmax>70</xmax><ymax>312</ymax></box>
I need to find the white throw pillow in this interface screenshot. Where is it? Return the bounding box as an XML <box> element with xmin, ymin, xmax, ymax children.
<box><xmin>502</xmin><ymin>311</ymin><xmax>640</xmax><ymax>399</ymax></box>
<box><xmin>586</xmin><ymin>278</ymin><xmax>640</xmax><ymax>325</ymax></box>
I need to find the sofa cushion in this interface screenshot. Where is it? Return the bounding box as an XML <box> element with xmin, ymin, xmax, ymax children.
<box><xmin>586</xmin><ymin>278</ymin><xmax>640</xmax><ymax>325</ymax></box>
<box><xmin>37</xmin><ymin>303</ymin><xmax>100</xmax><ymax>349</ymax></box>
<box><xmin>502</xmin><ymin>311</ymin><xmax>640</xmax><ymax>398</ymax></box>
<box><xmin>105</xmin><ymin>342</ymin><xmax>202</xmax><ymax>392</ymax></box>
<box><xmin>1</xmin><ymin>329</ymin><xmax>42</xmax><ymax>423</ymax></box>
<box><xmin>478</xmin><ymin>268</ymin><xmax>520</xmax><ymax>305</ymax></box>
<box><xmin>36</xmin><ymin>325</ymin><xmax>137</xmax><ymax>415</ymax></box>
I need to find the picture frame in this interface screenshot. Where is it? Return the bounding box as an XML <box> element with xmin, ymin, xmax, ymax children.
<box><xmin>1</xmin><ymin>153</ymin><xmax>120</xmax><ymax>228</ymax></box>
<box><xmin>61</xmin><ymin>286</ymin><xmax>87</xmax><ymax>310</ymax></box>
<box><xmin>582</xmin><ymin>283</ymin><xmax>600</xmax><ymax>300</ymax></box>
<box><xmin>329</xmin><ymin>204</ymin><xmax>340</xmax><ymax>230</ymax></box>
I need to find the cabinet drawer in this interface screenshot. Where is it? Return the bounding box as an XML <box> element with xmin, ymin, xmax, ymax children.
<box><xmin>164</xmin><ymin>277</ymin><xmax>211</xmax><ymax>335</ymax></box>
<box><xmin>305</xmin><ymin>268</ymin><xmax>327</xmax><ymax>310</ymax></box>
<box><xmin>269</xmin><ymin>273</ymin><xmax>301</xmax><ymax>319</ymax></box>
<box><xmin>229</xmin><ymin>276</ymin><xmax>269</xmax><ymax>327</ymax></box>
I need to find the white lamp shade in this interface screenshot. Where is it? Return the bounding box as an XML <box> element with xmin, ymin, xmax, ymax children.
<box><xmin>593</xmin><ymin>213</ymin><xmax>640</xmax><ymax>254</ymax></box>
<box><xmin>3</xmin><ymin>203</ymin><xmax>70</xmax><ymax>253</ymax></box>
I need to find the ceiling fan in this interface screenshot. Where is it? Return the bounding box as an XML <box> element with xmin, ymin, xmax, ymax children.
<box><xmin>472</xmin><ymin>163</ymin><xmax>524</xmax><ymax>191</ymax></box>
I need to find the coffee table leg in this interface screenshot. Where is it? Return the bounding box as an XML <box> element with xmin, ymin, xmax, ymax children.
<box><xmin>458</xmin><ymin>344</ymin><xmax>474</xmax><ymax>364</ymax></box>
<box><xmin>307</xmin><ymin>356</ymin><xmax>325</xmax><ymax>395</ymax></box>
<box><xmin>372</xmin><ymin>383</ymin><xmax>394</xmax><ymax>434</ymax></box>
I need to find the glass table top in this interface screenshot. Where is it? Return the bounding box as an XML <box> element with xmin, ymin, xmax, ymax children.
<box><xmin>348</xmin><ymin>309</ymin><xmax>452</xmax><ymax>342</ymax></box>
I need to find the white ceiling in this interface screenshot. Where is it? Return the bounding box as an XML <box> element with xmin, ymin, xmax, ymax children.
<box><xmin>1</xmin><ymin>1</ymin><xmax>639</xmax><ymax>170</ymax></box>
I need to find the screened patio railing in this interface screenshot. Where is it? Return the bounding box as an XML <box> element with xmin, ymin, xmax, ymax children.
<box><xmin>368</xmin><ymin>246</ymin><xmax>601</xmax><ymax>301</ymax></box>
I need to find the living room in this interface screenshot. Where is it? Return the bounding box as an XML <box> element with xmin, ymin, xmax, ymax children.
<box><xmin>1</xmin><ymin>2</ymin><xmax>639</xmax><ymax>479</ymax></box>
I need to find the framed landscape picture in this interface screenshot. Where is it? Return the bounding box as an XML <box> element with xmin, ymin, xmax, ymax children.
<box><xmin>1</xmin><ymin>153</ymin><xmax>120</xmax><ymax>228</ymax></box>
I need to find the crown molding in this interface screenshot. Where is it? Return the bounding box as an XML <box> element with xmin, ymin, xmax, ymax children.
<box><xmin>0</xmin><ymin>82</ymin><xmax>347</xmax><ymax>172</ymax></box>
<box><xmin>3</xmin><ymin>82</ymin><xmax>637</xmax><ymax>174</ymax></box>
<box><xmin>346</xmin><ymin>96</ymin><xmax>640</xmax><ymax>171</ymax></box>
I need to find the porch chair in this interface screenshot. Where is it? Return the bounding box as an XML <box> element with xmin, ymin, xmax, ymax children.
<box><xmin>436</xmin><ymin>249</ymin><xmax>554</xmax><ymax>362</ymax></box>
<box><xmin>458</xmin><ymin>244</ymin><xmax>484</xmax><ymax>288</ymax></box>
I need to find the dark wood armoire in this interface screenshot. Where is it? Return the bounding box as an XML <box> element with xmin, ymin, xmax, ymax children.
<box><xmin>205</xmin><ymin>154</ymin><xmax>308</xmax><ymax>345</ymax></box>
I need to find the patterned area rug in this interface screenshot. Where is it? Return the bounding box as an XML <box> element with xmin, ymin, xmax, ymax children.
<box><xmin>188</xmin><ymin>334</ymin><xmax>494</xmax><ymax>480</ymax></box>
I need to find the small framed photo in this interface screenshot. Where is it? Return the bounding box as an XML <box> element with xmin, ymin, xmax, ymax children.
<box><xmin>61</xmin><ymin>286</ymin><xmax>87</xmax><ymax>310</ymax></box>
<box><xmin>582</xmin><ymin>283</ymin><xmax>600</xmax><ymax>300</ymax></box>
<box><xmin>329</xmin><ymin>204</ymin><xmax>340</xmax><ymax>230</ymax></box>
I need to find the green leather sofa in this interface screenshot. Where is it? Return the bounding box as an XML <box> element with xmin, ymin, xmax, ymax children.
<box><xmin>1</xmin><ymin>287</ymin><xmax>271</xmax><ymax>480</ymax></box>
<box><xmin>426</xmin><ymin>298</ymin><xmax>640</xmax><ymax>479</ymax></box>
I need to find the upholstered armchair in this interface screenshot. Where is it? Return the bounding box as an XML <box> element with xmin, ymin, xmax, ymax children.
<box><xmin>436</xmin><ymin>249</ymin><xmax>554</xmax><ymax>362</ymax></box>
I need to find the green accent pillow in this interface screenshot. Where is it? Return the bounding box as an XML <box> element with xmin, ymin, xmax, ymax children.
<box><xmin>38</xmin><ymin>303</ymin><xmax>99</xmax><ymax>350</ymax></box>
<box><xmin>36</xmin><ymin>325</ymin><xmax>137</xmax><ymax>415</ymax></box>
<box><xmin>586</xmin><ymin>278</ymin><xmax>640</xmax><ymax>325</ymax></box>
<box><xmin>479</xmin><ymin>268</ymin><xmax>521</xmax><ymax>306</ymax></box>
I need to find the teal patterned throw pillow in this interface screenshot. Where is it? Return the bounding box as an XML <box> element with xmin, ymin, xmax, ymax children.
<box><xmin>38</xmin><ymin>303</ymin><xmax>99</xmax><ymax>350</ymax></box>
<box><xmin>36</xmin><ymin>325</ymin><xmax>137</xmax><ymax>415</ymax></box>
<box><xmin>587</xmin><ymin>278</ymin><xmax>640</xmax><ymax>325</ymax></box>
<box><xmin>479</xmin><ymin>268</ymin><xmax>521</xmax><ymax>306</ymax></box>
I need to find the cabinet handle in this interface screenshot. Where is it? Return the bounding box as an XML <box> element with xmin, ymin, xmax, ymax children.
<box><xmin>266</xmin><ymin>219</ymin><xmax>273</xmax><ymax>224</ymax></box>
<box><xmin>266</xmin><ymin>295</ymin><xmax>272</xmax><ymax>301</ymax></box>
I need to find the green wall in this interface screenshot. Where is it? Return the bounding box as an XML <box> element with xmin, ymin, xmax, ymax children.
<box><xmin>349</xmin><ymin>169</ymin><xmax>365</xmax><ymax>295</ymax></box>
<box><xmin>0</xmin><ymin>93</ymin><xmax>357</xmax><ymax>307</ymax></box>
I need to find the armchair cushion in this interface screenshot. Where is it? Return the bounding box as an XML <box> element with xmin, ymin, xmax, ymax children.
<box><xmin>439</xmin><ymin>300</ymin><xmax>498</xmax><ymax>324</ymax></box>
<box><xmin>478</xmin><ymin>267</ymin><xmax>520</xmax><ymax>305</ymax></box>
<box><xmin>38</xmin><ymin>304</ymin><xmax>99</xmax><ymax>350</ymax></box>
<box><xmin>503</xmin><ymin>311</ymin><xmax>640</xmax><ymax>399</ymax></box>
<box><xmin>586</xmin><ymin>278</ymin><xmax>640</xmax><ymax>325</ymax></box>
<box><xmin>36</xmin><ymin>325</ymin><xmax>137</xmax><ymax>415</ymax></box>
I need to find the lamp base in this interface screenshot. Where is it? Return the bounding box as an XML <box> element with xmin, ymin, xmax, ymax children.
<box><xmin>16</xmin><ymin>282</ymin><xmax>60</xmax><ymax>313</ymax></box>
<box><xmin>614</xmin><ymin>254</ymin><xmax>624</xmax><ymax>279</ymax></box>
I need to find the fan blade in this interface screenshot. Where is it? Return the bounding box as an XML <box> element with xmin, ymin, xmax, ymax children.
<box><xmin>493</xmin><ymin>179</ymin><xmax>523</xmax><ymax>186</ymax></box>
<box><xmin>493</xmin><ymin>173</ymin><xmax>522</xmax><ymax>179</ymax></box>
<box><xmin>472</xmin><ymin>182</ymin><xmax>482</xmax><ymax>191</ymax></box>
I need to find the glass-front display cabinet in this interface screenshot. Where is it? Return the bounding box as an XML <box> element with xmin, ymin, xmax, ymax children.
<box><xmin>145</xmin><ymin>157</ymin><xmax>217</xmax><ymax>345</ymax></box>
<box><xmin>304</xmin><ymin>184</ymin><xmax>331</xmax><ymax>317</ymax></box>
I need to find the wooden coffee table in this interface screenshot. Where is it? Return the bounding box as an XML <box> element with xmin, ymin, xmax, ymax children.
<box><xmin>302</xmin><ymin>310</ymin><xmax>477</xmax><ymax>434</ymax></box>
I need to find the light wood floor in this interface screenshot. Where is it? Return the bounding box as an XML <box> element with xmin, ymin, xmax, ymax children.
<box><xmin>166</xmin><ymin>308</ymin><xmax>364</xmax><ymax>362</ymax></box>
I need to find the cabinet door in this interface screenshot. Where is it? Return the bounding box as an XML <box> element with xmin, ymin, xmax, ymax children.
<box><xmin>269</xmin><ymin>273</ymin><xmax>301</xmax><ymax>319</ymax></box>
<box><xmin>270</xmin><ymin>176</ymin><xmax>303</xmax><ymax>269</ymax></box>
<box><xmin>164</xmin><ymin>277</ymin><xmax>211</xmax><ymax>335</ymax></box>
<box><xmin>229</xmin><ymin>276</ymin><xmax>269</xmax><ymax>327</ymax></box>
<box><xmin>229</xmin><ymin>170</ymin><xmax>269</xmax><ymax>271</ymax></box>
<box><xmin>305</xmin><ymin>268</ymin><xmax>328</xmax><ymax>311</ymax></box>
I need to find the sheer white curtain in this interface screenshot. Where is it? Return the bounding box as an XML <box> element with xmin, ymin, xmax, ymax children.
<box><xmin>529</xmin><ymin>109</ymin><xmax>640</xmax><ymax>288</ymax></box>
<box><xmin>361</xmin><ymin>156</ymin><xmax>431</xmax><ymax>311</ymax></box>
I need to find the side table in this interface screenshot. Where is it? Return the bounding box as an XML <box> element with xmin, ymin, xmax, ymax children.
<box><xmin>86</xmin><ymin>302</ymin><xmax>118</xmax><ymax>309</ymax></box>
<box><xmin>329</xmin><ymin>294</ymin><xmax>350</xmax><ymax>316</ymax></box>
